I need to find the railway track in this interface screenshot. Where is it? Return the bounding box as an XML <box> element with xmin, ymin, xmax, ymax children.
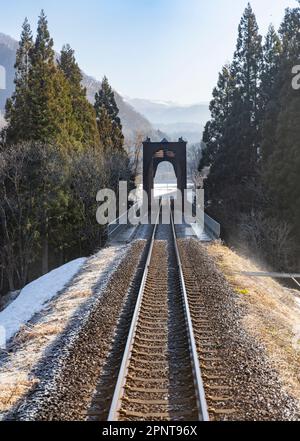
<box><xmin>107</xmin><ymin>204</ymin><xmax>209</xmax><ymax>421</ymax></box>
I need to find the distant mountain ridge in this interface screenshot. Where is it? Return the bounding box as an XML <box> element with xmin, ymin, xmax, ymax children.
<box><xmin>0</xmin><ymin>32</ymin><xmax>155</xmax><ymax>140</ymax></box>
<box><xmin>152</xmin><ymin>122</ymin><xmax>204</xmax><ymax>144</ymax></box>
<box><xmin>125</xmin><ymin>97</ymin><xmax>210</xmax><ymax>144</ymax></box>
<box><xmin>126</xmin><ymin>98</ymin><xmax>210</xmax><ymax>124</ymax></box>
<box><xmin>81</xmin><ymin>73</ymin><xmax>155</xmax><ymax>141</ymax></box>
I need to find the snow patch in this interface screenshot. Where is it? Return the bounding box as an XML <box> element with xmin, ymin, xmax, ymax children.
<box><xmin>0</xmin><ymin>258</ymin><xmax>86</xmax><ymax>344</ymax></box>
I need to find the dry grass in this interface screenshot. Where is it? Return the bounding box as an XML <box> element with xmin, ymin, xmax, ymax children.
<box><xmin>0</xmin><ymin>321</ymin><xmax>66</xmax><ymax>414</ymax></box>
<box><xmin>0</xmin><ymin>373</ymin><xmax>38</xmax><ymax>412</ymax></box>
<box><xmin>14</xmin><ymin>322</ymin><xmax>65</xmax><ymax>345</ymax></box>
<box><xmin>206</xmin><ymin>241</ymin><xmax>300</xmax><ymax>402</ymax></box>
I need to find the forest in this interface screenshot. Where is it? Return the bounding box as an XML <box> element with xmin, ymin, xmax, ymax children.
<box><xmin>200</xmin><ymin>2</ymin><xmax>300</xmax><ymax>271</ymax></box>
<box><xmin>1</xmin><ymin>3</ymin><xmax>300</xmax><ymax>299</ymax></box>
<box><xmin>0</xmin><ymin>11</ymin><xmax>133</xmax><ymax>297</ymax></box>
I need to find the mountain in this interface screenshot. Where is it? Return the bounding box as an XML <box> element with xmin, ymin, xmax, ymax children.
<box><xmin>151</xmin><ymin>122</ymin><xmax>204</xmax><ymax>144</ymax></box>
<box><xmin>0</xmin><ymin>32</ymin><xmax>155</xmax><ymax>141</ymax></box>
<box><xmin>81</xmin><ymin>73</ymin><xmax>155</xmax><ymax>141</ymax></box>
<box><xmin>125</xmin><ymin>98</ymin><xmax>211</xmax><ymax>144</ymax></box>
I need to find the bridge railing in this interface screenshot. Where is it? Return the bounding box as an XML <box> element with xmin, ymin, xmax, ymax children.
<box><xmin>107</xmin><ymin>202</ymin><xmax>140</xmax><ymax>239</ymax></box>
<box><xmin>107</xmin><ymin>199</ymin><xmax>221</xmax><ymax>241</ymax></box>
<box><xmin>189</xmin><ymin>188</ymin><xmax>220</xmax><ymax>240</ymax></box>
<box><xmin>204</xmin><ymin>213</ymin><xmax>221</xmax><ymax>239</ymax></box>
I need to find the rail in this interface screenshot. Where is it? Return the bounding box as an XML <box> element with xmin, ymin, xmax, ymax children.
<box><xmin>107</xmin><ymin>202</ymin><xmax>139</xmax><ymax>239</ymax></box>
<box><xmin>171</xmin><ymin>210</ymin><xmax>209</xmax><ymax>421</ymax></box>
<box><xmin>107</xmin><ymin>205</ymin><xmax>160</xmax><ymax>421</ymax></box>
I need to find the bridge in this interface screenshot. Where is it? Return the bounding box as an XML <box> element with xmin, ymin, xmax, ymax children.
<box><xmin>108</xmin><ymin>138</ymin><xmax>220</xmax><ymax>245</ymax></box>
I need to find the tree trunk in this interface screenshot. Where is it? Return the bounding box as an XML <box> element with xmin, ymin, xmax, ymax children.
<box><xmin>42</xmin><ymin>233</ymin><xmax>49</xmax><ymax>275</ymax></box>
<box><xmin>7</xmin><ymin>269</ymin><xmax>15</xmax><ymax>292</ymax></box>
<box><xmin>59</xmin><ymin>248</ymin><xmax>64</xmax><ymax>266</ymax></box>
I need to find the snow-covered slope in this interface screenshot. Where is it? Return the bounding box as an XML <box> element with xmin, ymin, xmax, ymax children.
<box><xmin>0</xmin><ymin>258</ymin><xmax>86</xmax><ymax>345</ymax></box>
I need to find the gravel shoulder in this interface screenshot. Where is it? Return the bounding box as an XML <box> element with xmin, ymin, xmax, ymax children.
<box><xmin>178</xmin><ymin>239</ymin><xmax>300</xmax><ymax>421</ymax></box>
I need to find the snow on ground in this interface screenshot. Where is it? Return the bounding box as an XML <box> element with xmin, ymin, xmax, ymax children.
<box><xmin>0</xmin><ymin>258</ymin><xmax>86</xmax><ymax>345</ymax></box>
<box><xmin>135</xmin><ymin>184</ymin><xmax>194</xmax><ymax>202</ymax></box>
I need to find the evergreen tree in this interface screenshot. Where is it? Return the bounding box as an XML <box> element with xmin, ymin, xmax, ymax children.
<box><xmin>28</xmin><ymin>11</ymin><xmax>74</xmax><ymax>148</ymax></box>
<box><xmin>260</xmin><ymin>26</ymin><xmax>282</xmax><ymax>161</ymax></box>
<box><xmin>95</xmin><ymin>106</ymin><xmax>115</xmax><ymax>150</ymax></box>
<box><xmin>5</xmin><ymin>18</ymin><xmax>34</xmax><ymax>143</ymax></box>
<box><xmin>198</xmin><ymin>3</ymin><xmax>300</xmax><ymax>267</ymax></box>
<box><xmin>260</xmin><ymin>25</ymin><xmax>282</xmax><ymax>110</ymax></box>
<box><xmin>94</xmin><ymin>76</ymin><xmax>124</xmax><ymax>151</ymax></box>
<box><xmin>231</xmin><ymin>2</ymin><xmax>263</xmax><ymax>170</ymax></box>
<box><xmin>200</xmin><ymin>64</ymin><xmax>235</xmax><ymax>167</ymax></box>
<box><xmin>279</xmin><ymin>6</ymin><xmax>300</xmax><ymax>59</ymax></box>
<box><xmin>200</xmin><ymin>4</ymin><xmax>263</xmax><ymax>222</ymax></box>
<box><xmin>199</xmin><ymin>64</ymin><xmax>236</xmax><ymax>206</ymax></box>
<box><xmin>263</xmin><ymin>6</ymin><xmax>300</xmax><ymax>256</ymax></box>
<box><xmin>27</xmin><ymin>11</ymin><xmax>73</xmax><ymax>271</ymax></box>
<box><xmin>59</xmin><ymin>44</ymin><xmax>99</xmax><ymax>149</ymax></box>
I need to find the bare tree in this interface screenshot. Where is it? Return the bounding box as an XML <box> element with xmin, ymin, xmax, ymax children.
<box><xmin>187</xmin><ymin>143</ymin><xmax>203</xmax><ymax>188</ymax></box>
<box><xmin>70</xmin><ymin>149</ymin><xmax>107</xmax><ymax>252</ymax></box>
<box><xmin>0</xmin><ymin>142</ymin><xmax>69</xmax><ymax>289</ymax></box>
<box><xmin>0</xmin><ymin>140</ymin><xmax>134</xmax><ymax>297</ymax></box>
<box><xmin>238</xmin><ymin>211</ymin><xmax>293</xmax><ymax>270</ymax></box>
<box><xmin>125</xmin><ymin>131</ymin><xmax>145</xmax><ymax>184</ymax></box>
<box><xmin>0</xmin><ymin>144</ymin><xmax>39</xmax><ymax>289</ymax></box>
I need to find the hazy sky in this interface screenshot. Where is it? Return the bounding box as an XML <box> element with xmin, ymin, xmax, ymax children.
<box><xmin>1</xmin><ymin>0</ymin><xmax>298</xmax><ymax>104</ymax></box>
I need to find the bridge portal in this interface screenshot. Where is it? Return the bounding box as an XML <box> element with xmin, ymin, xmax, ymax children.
<box><xmin>143</xmin><ymin>138</ymin><xmax>187</xmax><ymax>208</ymax></box>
